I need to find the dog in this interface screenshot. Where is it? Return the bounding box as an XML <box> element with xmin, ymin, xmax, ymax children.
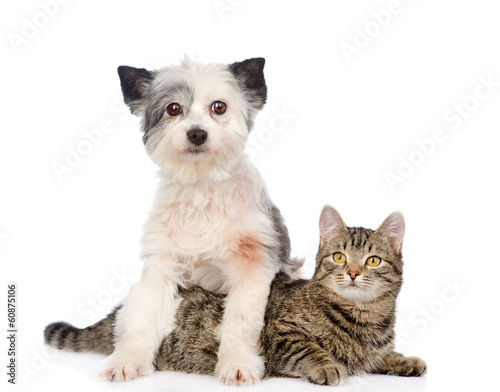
<box><xmin>99</xmin><ymin>57</ymin><xmax>302</xmax><ymax>385</ymax></box>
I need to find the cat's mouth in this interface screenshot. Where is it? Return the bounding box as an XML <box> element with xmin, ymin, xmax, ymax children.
<box><xmin>341</xmin><ymin>282</ymin><xmax>362</xmax><ymax>294</ymax></box>
<box><xmin>338</xmin><ymin>281</ymin><xmax>380</xmax><ymax>303</ymax></box>
<box><xmin>341</xmin><ymin>281</ymin><xmax>367</xmax><ymax>295</ymax></box>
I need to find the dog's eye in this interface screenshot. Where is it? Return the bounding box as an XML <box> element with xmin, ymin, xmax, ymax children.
<box><xmin>166</xmin><ymin>103</ymin><xmax>182</xmax><ymax>116</ymax></box>
<box><xmin>211</xmin><ymin>101</ymin><xmax>227</xmax><ymax>115</ymax></box>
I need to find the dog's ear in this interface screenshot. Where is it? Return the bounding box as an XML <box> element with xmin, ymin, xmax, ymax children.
<box><xmin>229</xmin><ymin>58</ymin><xmax>267</xmax><ymax>109</ymax></box>
<box><xmin>228</xmin><ymin>58</ymin><xmax>267</xmax><ymax>131</ymax></box>
<box><xmin>117</xmin><ymin>66</ymin><xmax>154</xmax><ymax>115</ymax></box>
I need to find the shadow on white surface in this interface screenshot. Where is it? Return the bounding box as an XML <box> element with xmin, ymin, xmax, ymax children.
<box><xmin>31</xmin><ymin>350</ymin><xmax>428</xmax><ymax>392</ymax></box>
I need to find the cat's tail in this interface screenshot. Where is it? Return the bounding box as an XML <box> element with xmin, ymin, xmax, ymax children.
<box><xmin>44</xmin><ymin>306</ymin><xmax>120</xmax><ymax>355</ymax></box>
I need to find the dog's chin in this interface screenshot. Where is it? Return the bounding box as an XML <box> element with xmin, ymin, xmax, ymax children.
<box><xmin>184</xmin><ymin>146</ymin><xmax>208</xmax><ymax>155</ymax></box>
<box><xmin>157</xmin><ymin>147</ymin><xmax>231</xmax><ymax>184</ymax></box>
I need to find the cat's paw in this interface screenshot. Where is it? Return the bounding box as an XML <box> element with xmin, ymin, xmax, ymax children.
<box><xmin>215</xmin><ymin>355</ymin><xmax>264</xmax><ymax>386</ymax></box>
<box><xmin>306</xmin><ymin>364</ymin><xmax>348</xmax><ymax>386</ymax></box>
<box><xmin>99</xmin><ymin>353</ymin><xmax>154</xmax><ymax>382</ymax></box>
<box><xmin>384</xmin><ymin>355</ymin><xmax>427</xmax><ymax>377</ymax></box>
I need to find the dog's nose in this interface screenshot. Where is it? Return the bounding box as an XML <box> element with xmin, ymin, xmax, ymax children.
<box><xmin>187</xmin><ymin>128</ymin><xmax>207</xmax><ymax>146</ymax></box>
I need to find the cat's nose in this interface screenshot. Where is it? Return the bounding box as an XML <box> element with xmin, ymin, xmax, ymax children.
<box><xmin>348</xmin><ymin>271</ymin><xmax>360</xmax><ymax>280</ymax></box>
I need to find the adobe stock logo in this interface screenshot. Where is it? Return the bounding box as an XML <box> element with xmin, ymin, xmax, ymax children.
<box><xmin>212</xmin><ymin>0</ymin><xmax>244</xmax><ymax>21</ymax></box>
<box><xmin>395</xmin><ymin>277</ymin><xmax>466</xmax><ymax>351</ymax></box>
<box><xmin>339</xmin><ymin>0</ymin><xmax>407</xmax><ymax>64</ymax></box>
<box><xmin>385</xmin><ymin>74</ymin><xmax>500</xmax><ymax>191</ymax></box>
<box><xmin>76</xmin><ymin>268</ymin><xmax>135</xmax><ymax>323</ymax></box>
<box><xmin>51</xmin><ymin>97</ymin><xmax>129</xmax><ymax>182</ymax></box>
<box><xmin>51</xmin><ymin>118</ymin><xmax>115</xmax><ymax>182</ymax></box>
<box><xmin>7</xmin><ymin>0</ymin><xmax>72</xmax><ymax>53</ymax></box>
<box><xmin>19</xmin><ymin>345</ymin><xmax>58</xmax><ymax>386</ymax></box>
<box><xmin>245</xmin><ymin>106</ymin><xmax>296</xmax><ymax>160</ymax></box>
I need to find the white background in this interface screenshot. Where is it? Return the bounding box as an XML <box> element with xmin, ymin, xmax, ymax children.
<box><xmin>1</xmin><ymin>1</ymin><xmax>500</xmax><ymax>391</ymax></box>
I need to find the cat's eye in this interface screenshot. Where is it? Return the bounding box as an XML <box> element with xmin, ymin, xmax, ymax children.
<box><xmin>211</xmin><ymin>101</ymin><xmax>227</xmax><ymax>115</ymax></box>
<box><xmin>332</xmin><ymin>252</ymin><xmax>347</xmax><ymax>264</ymax></box>
<box><xmin>166</xmin><ymin>103</ymin><xmax>182</xmax><ymax>116</ymax></box>
<box><xmin>366</xmin><ymin>256</ymin><xmax>381</xmax><ymax>267</ymax></box>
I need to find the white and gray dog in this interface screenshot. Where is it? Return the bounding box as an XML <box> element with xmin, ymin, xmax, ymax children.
<box><xmin>99</xmin><ymin>57</ymin><xmax>302</xmax><ymax>385</ymax></box>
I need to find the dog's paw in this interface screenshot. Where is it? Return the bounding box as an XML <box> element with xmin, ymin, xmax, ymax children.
<box><xmin>215</xmin><ymin>356</ymin><xmax>264</xmax><ymax>386</ymax></box>
<box><xmin>306</xmin><ymin>364</ymin><xmax>348</xmax><ymax>386</ymax></box>
<box><xmin>215</xmin><ymin>365</ymin><xmax>260</xmax><ymax>386</ymax></box>
<box><xmin>99</xmin><ymin>353</ymin><xmax>154</xmax><ymax>382</ymax></box>
<box><xmin>99</xmin><ymin>365</ymin><xmax>138</xmax><ymax>382</ymax></box>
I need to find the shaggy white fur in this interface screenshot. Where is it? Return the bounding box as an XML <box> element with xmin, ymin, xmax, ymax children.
<box><xmin>100</xmin><ymin>57</ymin><xmax>298</xmax><ymax>385</ymax></box>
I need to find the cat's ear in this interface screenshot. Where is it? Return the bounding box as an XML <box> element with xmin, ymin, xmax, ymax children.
<box><xmin>376</xmin><ymin>211</ymin><xmax>405</xmax><ymax>254</ymax></box>
<box><xmin>319</xmin><ymin>205</ymin><xmax>347</xmax><ymax>245</ymax></box>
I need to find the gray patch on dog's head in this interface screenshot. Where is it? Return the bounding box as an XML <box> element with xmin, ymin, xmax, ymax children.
<box><xmin>143</xmin><ymin>81</ymin><xmax>193</xmax><ymax>145</ymax></box>
<box><xmin>118</xmin><ymin>64</ymin><xmax>195</xmax><ymax>146</ymax></box>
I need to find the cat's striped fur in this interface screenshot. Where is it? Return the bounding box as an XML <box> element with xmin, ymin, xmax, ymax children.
<box><xmin>45</xmin><ymin>206</ymin><xmax>426</xmax><ymax>385</ymax></box>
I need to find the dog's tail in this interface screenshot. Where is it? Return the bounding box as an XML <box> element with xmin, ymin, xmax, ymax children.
<box><xmin>282</xmin><ymin>257</ymin><xmax>306</xmax><ymax>280</ymax></box>
<box><xmin>44</xmin><ymin>307</ymin><xmax>120</xmax><ymax>355</ymax></box>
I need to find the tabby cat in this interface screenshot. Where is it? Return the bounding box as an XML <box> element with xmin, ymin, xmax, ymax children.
<box><xmin>45</xmin><ymin>205</ymin><xmax>426</xmax><ymax>385</ymax></box>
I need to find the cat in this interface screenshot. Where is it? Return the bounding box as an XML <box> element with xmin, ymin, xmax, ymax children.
<box><xmin>45</xmin><ymin>205</ymin><xmax>426</xmax><ymax>385</ymax></box>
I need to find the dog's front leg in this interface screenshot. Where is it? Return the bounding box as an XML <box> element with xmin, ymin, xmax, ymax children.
<box><xmin>99</xmin><ymin>256</ymin><xmax>181</xmax><ymax>381</ymax></box>
<box><xmin>215</xmin><ymin>256</ymin><xmax>276</xmax><ymax>386</ymax></box>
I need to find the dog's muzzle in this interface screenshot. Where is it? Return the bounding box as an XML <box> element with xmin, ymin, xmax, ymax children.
<box><xmin>187</xmin><ymin>128</ymin><xmax>208</xmax><ymax>146</ymax></box>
